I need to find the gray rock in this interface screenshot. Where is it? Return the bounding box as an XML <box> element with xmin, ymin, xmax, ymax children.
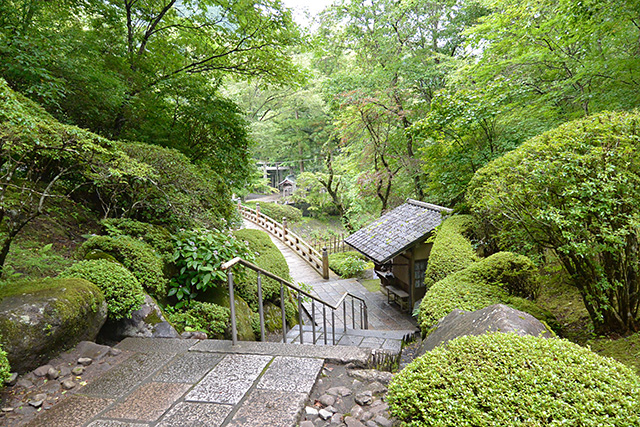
<box><xmin>46</xmin><ymin>367</ymin><xmax>59</xmax><ymax>380</ymax></box>
<box><xmin>325</xmin><ymin>405</ymin><xmax>337</xmax><ymax>414</ymax></box>
<box><xmin>355</xmin><ymin>391</ymin><xmax>373</xmax><ymax>406</ymax></box>
<box><xmin>29</xmin><ymin>393</ymin><xmax>47</xmax><ymax>408</ymax></box>
<box><xmin>103</xmin><ymin>294</ymin><xmax>179</xmax><ymax>340</ymax></box>
<box><xmin>331</xmin><ymin>413</ymin><xmax>343</xmax><ymax>424</ymax></box>
<box><xmin>418</xmin><ymin>304</ymin><xmax>554</xmax><ymax>355</ymax></box>
<box><xmin>76</xmin><ymin>341</ymin><xmax>111</xmax><ymax>361</ymax></box>
<box><xmin>16</xmin><ymin>378</ymin><xmax>33</xmax><ymax>388</ymax></box>
<box><xmin>2</xmin><ymin>407</ymin><xmax>13</xmax><ymax>412</ymax></box>
<box><xmin>4</xmin><ymin>372</ymin><xmax>18</xmax><ymax>386</ymax></box>
<box><xmin>181</xmin><ymin>331</ymin><xmax>207</xmax><ymax>340</ymax></box>
<box><xmin>108</xmin><ymin>347</ymin><xmax>121</xmax><ymax>356</ymax></box>
<box><xmin>350</xmin><ymin>404</ymin><xmax>364</xmax><ymax>419</ymax></box>
<box><xmin>369</xmin><ymin>381</ymin><xmax>387</xmax><ymax>395</ymax></box>
<box><xmin>326</xmin><ymin>386</ymin><xmax>352</xmax><ymax>397</ymax></box>
<box><xmin>71</xmin><ymin>366</ymin><xmax>84</xmax><ymax>376</ymax></box>
<box><xmin>366</xmin><ymin>420</ymin><xmax>377</xmax><ymax>427</ymax></box>
<box><xmin>58</xmin><ymin>366</ymin><xmax>71</xmax><ymax>377</ymax></box>
<box><xmin>306</xmin><ymin>406</ymin><xmax>319</xmax><ymax>416</ymax></box>
<box><xmin>345</xmin><ymin>416</ymin><xmax>366</xmax><ymax>427</ymax></box>
<box><xmin>361</xmin><ymin>411</ymin><xmax>373</xmax><ymax>422</ymax></box>
<box><xmin>0</xmin><ymin>279</ymin><xmax>107</xmax><ymax>373</ymax></box>
<box><xmin>34</xmin><ymin>364</ymin><xmax>53</xmax><ymax>377</ymax></box>
<box><xmin>319</xmin><ymin>394</ymin><xmax>336</xmax><ymax>406</ymax></box>
<box><xmin>61</xmin><ymin>379</ymin><xmax>76</xmax><ymax>390</ymax></box>
<box><xmin>77</xmin><ymin>357</ymin><xmax>93</xmax><ymax>366</ymax></box>
<box><xmin>347</xmin><ymin>370</ymin><xmax>394</xmax><ymax>385</ymax></box>
<box><xmin>373</xmin><ymin>415</ymin><xmax>393</xmax><ymax>427</ymax></box>
<box><xmin>300</xmin><ymin>421</ymin><xmax>315</xmax><ymax>427</ymax></box>
<box><xmin>319</xmin><ymin>408</ymin><xmax>333</xmax><ymax>420</ymax></box>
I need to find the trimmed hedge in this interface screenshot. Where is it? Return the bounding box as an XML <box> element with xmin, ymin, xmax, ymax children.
<box><xmin>329</xmin><ymin>251</ymin><xmax>372</xmax><ymax>278</ymax></box>
<box><xmin>418</xmin><ymin>252</ymin><xmax>555</xmax><ymax>333</ymax></box>
<box><xmin>245</xmin><ymin>201</ymin><xmax>303</xmax><ymax>224</ymax></box>
<box><xmin>424</xmin><ymin>215</ymin><xmax>478</xmax><ymax>289</ymax></box>
<box><xmin>388</xmin><ymin>333</ymin><xmax>640</xmax><ymax>426</ymax></box>
<box><xmin>79</xmin><ymin>235</ymin><xmax>167</xmax><ymax>298</ymax></box>
<box><xmin>60</xmin><ymin>260</ymin><xmax>145</xmax><ymax>320</ymax></box>
<box><xmin>101</xmin><ymin>219</ymin><xmax>173</xmax><ymax>258</ymax></box>
<box><xmin>165</xmin><ymin>301</ymin><xmax>230</xmax><ymax>338</ymax></box>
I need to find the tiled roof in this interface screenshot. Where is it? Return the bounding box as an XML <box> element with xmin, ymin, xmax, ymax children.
<box><xmin>344</xmin><ymin>199</ymin><xmax>452</xmax><ymax>264</ymax></box>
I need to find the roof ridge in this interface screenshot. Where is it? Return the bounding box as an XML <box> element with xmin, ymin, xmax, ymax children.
<box><xmin>406</xmin><ymin>198</ymin><xmax>453</xmax><ymax>213</ymax></box>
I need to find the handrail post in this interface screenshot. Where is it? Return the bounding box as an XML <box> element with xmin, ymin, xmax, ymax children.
<box><xmin>256</xmin><ymin>202</ymin><xmax>261</xmax><ymax>223</ymax></box>
<box><xmin>280</xmin><ymin>284</ymin><xmax>287</xmax><ymax>343</ymax></box>
<box><xmin>297</xmin><ymin>292</ymin><xmax>303</xmax><ymax>344</ymax></box>
<box><xmin>322</xmin><ymin>247</ymin><xmax>329</xmax><ymax>279</ymax></box>
<box><xmin>352</xmin><ymin>297</ymin><xmax>356</xmax><ymax>329</ymax></box>
<box><xmin>331</xmin><ymin>311</ymin><xmax>336</xmax><ymax>345</ymax></box>
<box><xmin>257</xmin><ymin>271</ymin><xmax>265</xmax><ymax>342</ymax></box>
<box><xmin>228</xmin><ymin>271</ymin><xmax>238</xmax><ymax>345</ymax></box>
<box><xmin>282</xmin><ymin>217</ymin><xmax>287</xmax><ymax>241</ymax></box>
<box><xmin>312</xmin><ymin>302</ymin><xmax>316</xmax><ymax>344</ymax></box>
<box><xmin>323</xmin><ymin>305</ymin><xmax>327</xmax><ymax>345</ymax></box>
<box><xmin>343</xmin><ymin>299</ymin><xmax>347</xmax><ymax>332</ymax></box>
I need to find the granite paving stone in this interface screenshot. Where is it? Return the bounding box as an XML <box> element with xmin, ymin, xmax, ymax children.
<box><xmin>360</xmin><ymin>337</ymin><xmax>385</xmax><ymax>348</ymax></box>
<box><xmin>154</xmin><ymin>352</ymin><xmax>222</xmax><ymax>383</ymax></box>
<box><xmin>23</xmin><ymin>395</ymin><xmax>112</xmax><ymax>427</ymax></box>
<box><xmin>257</xmin><ymin>356</ymin><xmax>324</xmax><ymax>393</ymax></box>
<box><xmin>87</xmin><ymin>420</ymin><xmax>149</xmax><ymax>427</ymax></box>
<box><xmin>226</xmin><ymin>389</ymin><xmax>308</xmax><ymax>427</ymax></box>
<box><xmin>156</xmin><ymin>402</ymin><xmax>233</xmax><ymax>427</ymax></box>
<box><xmin>115</xmin><ymin>337</ymin><xmax>195</xmax><ymax>353</ymax></box>
<box><xmin>338</xmin><ymin>335</ymin><xmax>364</xmax><ymax>346</ymax></box>
<box><xmin>185</xmin><ymin>354</ymin><xmax>272</xmax><ymax>404</ymax></box>
<box><xmin>80</xmin><ymin>352</ymin><xmax>174</xmax><ymax>399</ymax></box>
<box><xmin>104</xmin><ymin>382</ymin><xmax>191</xmax><ymax>422</ymax></box>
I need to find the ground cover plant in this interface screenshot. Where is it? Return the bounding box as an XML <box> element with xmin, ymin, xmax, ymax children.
<box><xmin>388</xmin><ymin>333</ymin><xmax>640</xmax><ymax>426</ymax></box>
<box><xmin>329</xmin><ymin>251</ymin><xmax>372</xmax><ymax>278</ymax></box>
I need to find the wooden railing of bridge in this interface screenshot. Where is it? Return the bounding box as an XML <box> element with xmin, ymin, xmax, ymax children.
<box><xmin>238</xmin><ymin>202</ymin><xmax>330</xmax><ymax>279</ymax></box>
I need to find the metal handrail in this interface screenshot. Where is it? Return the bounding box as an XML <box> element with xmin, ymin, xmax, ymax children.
<box><xmin>221</xmin><ymin>256</ymin><xmax>368</xmax><ymax>345</ymax></box>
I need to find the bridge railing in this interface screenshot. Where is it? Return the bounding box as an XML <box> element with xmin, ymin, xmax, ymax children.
<box><xmin>238</xmin><ymin>202</ymin><xmax>329</xmax><ymax>279</ymax></box>
<box><xmin>221</xmin><ymin>257</ymin><xmax>368</xmax><ymax>345</ymax></box>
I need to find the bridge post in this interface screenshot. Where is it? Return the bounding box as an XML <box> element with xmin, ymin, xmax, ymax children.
<box><xmin>322</xmin><ymin>247</ymin><xmax>329</xmax><ymax>279</ymax></box>
<box><xmin>282</xmin><ymin>217</ymin><xmax>287</xmax><ymax>240</ymax></box>
<box><xmin>256</xmin><ymin>202</ymin><xmax>260</xmax><ymax>223</ymax></box>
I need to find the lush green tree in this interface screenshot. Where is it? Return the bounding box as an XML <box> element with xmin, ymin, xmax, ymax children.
<box><xmin>468</xmin><ymin>110</ymin><xmax>640</xmax><ymax>334</ymax></box>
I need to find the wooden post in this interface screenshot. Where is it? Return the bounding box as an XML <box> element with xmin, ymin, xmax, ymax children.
<box><xmin>282</xmin><ymin>217</ymin><xmax>287</xmax><ymax>241</ymax></box>
<box><xmin>256</xmin><ymin>202</ymin><xmax>260</xmax><ymax>223</ymax></box>
<box><xmin>322</xmin><ymin>247</ymin><xmax>329</xmax><ymax>279</ymax></box>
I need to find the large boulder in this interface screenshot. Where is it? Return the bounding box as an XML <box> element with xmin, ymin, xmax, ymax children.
<box><xmin>0</xmin><ymin>278</ymin><xmax>107</xmax><ymax>373</ymax></box>
<box><xmin>101</xmin><ymin>294</ymin><xmax>179</xmax><ymax>340</ymax></box>
<box><xmin>417</xmin><ymin>304</ymin><xmax>553</xmax><ymax>356</ymax></box>
<box><xmin>202</xmin><ymin>288</ymin><xmax>256</xmax><ymax>341</ymax></box>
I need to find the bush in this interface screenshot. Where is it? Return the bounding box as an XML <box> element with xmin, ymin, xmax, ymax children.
<box><xmin>79</xmin><ymin>235</ymin><xmax>167</xmax><ymax>298</ymax></box>
<box><xmin>101</xmin><ymin>219</ymin><xmax>173</xmax><ymax>258</ymax></box>
<box><xmin>59</xmin><ymin>260</ymin><xmax>145</xmax><ymax>320</ymax></box>
<box><xmin>388</xmin><ymin>333</ymin><xmax>640</xmax><ymax>426</ymax></box>
<box><xmin>0</xmin><ymin>342</ymin><xmax>9</xmax><ymax>384</ymax></box>
<box><xmin>329</xmin><ymin>251</ymin><xmax>372</xmax><ymax>278</ymax></box>
<box><xmin>244</xmin><ymin>201</ymin><xmax>303</xmax><ymax>224</ymax></box>
<box><xmin>164</xmin><ymin>301</ymin><xmax>230</xmax><ymax>338</ymax></box>
<box><xmin>418</xmin><ymin>252</ymin><xmax>554</xmax><ymax>333</ymax></box>
<box><xmin>424</xmin><ymin>215</ymin><xmax>478</xmax><ymax>289</ymax></box>
<box><xmin>475</xmin><ymin>251</ymin><xmax>539</xmax><ymax>299</ymax></box>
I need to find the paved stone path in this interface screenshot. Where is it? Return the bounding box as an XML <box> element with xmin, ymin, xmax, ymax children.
<box><xmin>25</xmin><ymin>338</ymin><xmax>373</xmax><ymax>427</ymax></box>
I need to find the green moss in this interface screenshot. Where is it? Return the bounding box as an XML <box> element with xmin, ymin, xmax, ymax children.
<box><xmin>389</xmin><ymin>333</ymin><xmax>640</xmax><ymax>426</ymax></box>
<box><xmin>588</xmin><ymin>333</ymin><xmax>640</xmax><ymax>375</ymax></box>
<box><xmin>79</xmin><ymin>235</ymin><xmax>167</xmax><ymax>298</ymax></box>
<box><xmin>143</xmin><ymin>310</ymin><xmax>163</xmax><ymax>326</ymax></box>
<box><xmin>0</xmin><ymin>341</ymin><xmax>10</xmax><ymax>384</ymax></box>
<box><xmin>59</xmin><ymin>260</ymin><xmax>145</xmax><ymax>320</ymax></box>
<box><xmin>165</xmin><ymin>301</ymin><xmax>230</xmax><ymax>338</ymax></box>
<box><xmin>101</xmin><ymin>218</ymin><xmax>174</xmax><ymax>259</ymax></box>
<box><xmin>203</xmin><ymin>289</ymin><xmax>255</xmax><ymax>341</ymax></box>
<box><xmin>424</xmin><ymin>215</ymin><xmax>479</xmax><ymax>289</ymax></box>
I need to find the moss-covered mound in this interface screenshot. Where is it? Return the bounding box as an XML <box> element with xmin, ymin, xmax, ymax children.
<box><xmin>388</xmin><ymin>333</ymin><xmax>640</xmax><ymax>426</ymax></box>
<box><xmin>79</xmin><ymin>235</ymin><xmax>167</xmax><ymax>298</ymax></box>
<box><xmin>0</xmin><ymin>278</ymin><xmax>107</xmax><ymax>372</ymax></box>
<box><xmin>165</xmin><ymin>301</ymin><xmax>230</xmax><ymax>339</ymax></box>
<box><xmin>245</xmin><ymin>201</ymin><xmax>302</xmax><ymax>223</ymax></box>
<box><xmin>424</xmin><ymin>215</ymin><xmax>478</xmax><ymax>289</ymax></box>
<box><xmin>329</xmin><ymin>251</ymin><xmax>372</xmax><ymax>278</ymax></box>
<box><xmin>101</xmin><ymin>218</ymin><xmax>173</xmax><ymax>258</ymax></box>
<box><xmin>418</xmin><ymin>252</ymin><xmax>556</xmax><ymax>333</ymax></box>
<box><xmin>60</xmin><ymin>259</ymin><xmax>146</xmax><ymax>320</ymax></box>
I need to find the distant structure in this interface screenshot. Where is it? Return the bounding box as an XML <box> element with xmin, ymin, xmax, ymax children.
<box><xmin>278</xmin><ymin>175</ymin><xmax>296</xmax><ymax>197</ymax></box>
<box><xmin>258</xmin><ymin>162</ymin><xmax>289</xmax><ymax>188</ymax></box>
<box><xmin>345</xmin><ymin>199</ymin><xmax>452</xmax><ymax>311</ymax></box>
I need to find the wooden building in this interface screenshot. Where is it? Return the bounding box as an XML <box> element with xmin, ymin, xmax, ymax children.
<box><xmin>344</xmin><ymin>199</ymin><xmax>452</xmax><ymax>311</ymax></box>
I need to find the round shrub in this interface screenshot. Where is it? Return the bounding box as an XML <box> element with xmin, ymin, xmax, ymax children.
<box><xmin>329</xmin><ymin>251</ymin><xmax>372</xmax><ymax>278</ymax></box>
<box><xmin>165</xmin><ymin>302</ymin><xmax>230</xmax><ymax>338</ymax></box>
<box><xmin>79</xmin><ymin>235</ymin><xmax>167</xmax><ymax>298</ymax></box>
<box><xmin>388</xmin><ymin>333</ymin><xmax>640</xmax><ymax>426</ymax></box>
<box><xmin>475</xmin><ymin>251</ymin><xmax>538</xmax><ymax>298</ymax></box>
<box><xmin>60</xmin><ymin>260</ymin><xmax>145</xmax><ymax>320</ymax></box>
<box><xmin>101</xmin><ymin>218</ymin><xmax>173</xmax><ymax>258</ymax></box>
<box><xmin>244</xmin><ymin>201</ymin><xmax>303</xmax><ymax>223</ymax></box>
<box><xmin>0</xmin><ymin>341</ymin><xmax>11</xmax><ymax>384</ymax></box>
<box><xmin>424</xmin><ymin>215</ymin><xmax>478</xmax><ymax>289</ymax></box>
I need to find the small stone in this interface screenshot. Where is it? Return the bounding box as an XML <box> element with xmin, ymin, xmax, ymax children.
<box><xmin>369</xmin><ymin>381</ymin><xmax>387</xmax><ymax>395</ymax></box>
<box><xmin>369</xmin><ymin>402</ymin><xmax>388</xmax><ymax>415</ymax></box>
<box><xmin>46</xmin><ymin>367</ymin><xmax>59</xmax><ymax>380</ymax></box>
<box><xmin>331</xmin><ymin>413</ymin><xmax>343</xmax><ymax>424</ymax></box>
<box><xmin>350</xmin><ymin>405</ymin><xmax>364</xmax><ymax>419</ymax></box>
<box><xmin>190</xmin><ymin>331</ymin><xmax>207</xmax><ymax>340</ymax></box>
<box><xmin>365</xmin><ymin>421</ymin><xmax>377</xmax><ymax>427</ymax></box>
<box><xmin>108</xmin><ymin>347</ymin><xmax>122</xmax><ymax>357</ymax></box>
<box><xmin>326</xmin><ymin>386</ymin><xmax>352</xmax><ymax>397</ymax></box>
<box><xmin>4</xmin><ymin>372</ymin><xmax>18</xmax><ymax>386</ymax></box>
<box><xmin>29</xmin><ymin>393</ymin><xmax>47</xmax><ymax>408</ymax></box>
<box><xmin>33</xmin><ymin>364</ymin><xmax>53</xmax><ymax>377</ymax></box>
<box><xmin>373</xmin><ymin>415</ymin><xmax>393</xmax><ymax>427</ymax></box>
<box><xmin>355</xmin><ymin>391</ymin><xmax>373</xmax><ymax>406</ymax></box>
<box><xmin>361</xmin><ymin>411</ymin><xmax>373</xmax><ymax>422</ymax></box>
<box><xmin>77</xmin><ymin>357</ymin><xmax>92</xmax><ymax>366</ymax></box>
<box><xmin>305</xmin><ymin>406</ymin><xmax>319</xmax><ymax>416</ymax></box>
<box><xmin>325</xmin><ymin>405</ymin><xmax>337</xmax><ymax>414</ymax></box>
<box><xmin>58</xmin><ymin>366</ymin><xmax>71</xmax><ymax>377</ymax></box>
<box><xmin>61</xmin><ymin>379</ymin><xmax>76</xmax><ymax>390</ymax></box>
<box><xmin>319</xmin><ymin>394</ymin><xmax>336</xmax><ymax>407</ymax></box>
<box><xmin>71</xmin><ymin>366</ymin><xmax>84</xmax><ymax>376</ymax></box>
<box><xmin>17</xmin><ymin>378</ymin><xmax>33</xmax><ymax>388</ymax></box>
<box><xmin>345</xmin><ymin>416</ymin><xmax>367</xmax><ymax>427</ymax></box>
<box><xmin>352</xmin><ymin>379</ymin><xmax>362</xmax><ymax>388</ymax></box>
<box><xmin>348</xmin><ymin>369</ymin><xmax>394</xmax><ymax>385</ymax></box>
<box><xmin>319</xmin><ymin>408</ymin><xmax>333</xmax><ymax>420</ymax></box>
<box><xmin>300</xmin><ymin>421</ymin><xmax>315</xmax><ymax>427</ymax></box>
<box><xmin>2</xmin><ymin>407</ymin><xmax>14</xmax><ymax>412</ymax></box>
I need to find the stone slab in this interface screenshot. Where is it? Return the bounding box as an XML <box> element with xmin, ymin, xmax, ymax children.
<box><xmin>157</xmin><ymin>402</ymin><xmax>233</xmax><ymax>427</ymax></box>
<box><xmin>185</xmin><ymin>354</ymin><xmax>272</xmax><ymax>404</ymax></box>
<box><xmin>104</xmin><ymin>382</ymin><xmax>190</xmax><ymax>422</ymax></box>
<box><xmin>80</xmin><ymin>352</ymin><xmax>174</xmax><ymax>399</ymax></box>
<box><xmin>191</xmin><ymin>340</ymin><xmax>372</xmax><ymax>365</ymax></box>
<box><xmin>226</xmin><ymin>389</ymin><xmax>307</xmax><ymax>427</ymax></box>
<box><xmin>87</xmin><ymin>421</ymin><xmax>149</xmax><ymax>427</ymax></box>
<box><xmin>24</xmin><ymin>395</ymin><xmax>112</xmax><ymax>427</ymax></box>
<box><xmin>257</xmin><ymin>356</ymin><xmax>324</xmax><ymax>393</ymax></box>
<box><xmin>115</xmin><ymin>337</ymin><xmax>195</xmax><ymax>353</ymax></box>
<box><xmin>360</xmin><ymin>337</ymin><xmax>385</xmax><ymax>348</ymax></box>
<box><xmin>154</xmin><ymin>352</ymin><xmax>222</xmax><ymax>383</ymax></box>
<box><xmin>338</xmin><ymin>335</ymin><xmax>364</xmax><ymax>346</ymax></box>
